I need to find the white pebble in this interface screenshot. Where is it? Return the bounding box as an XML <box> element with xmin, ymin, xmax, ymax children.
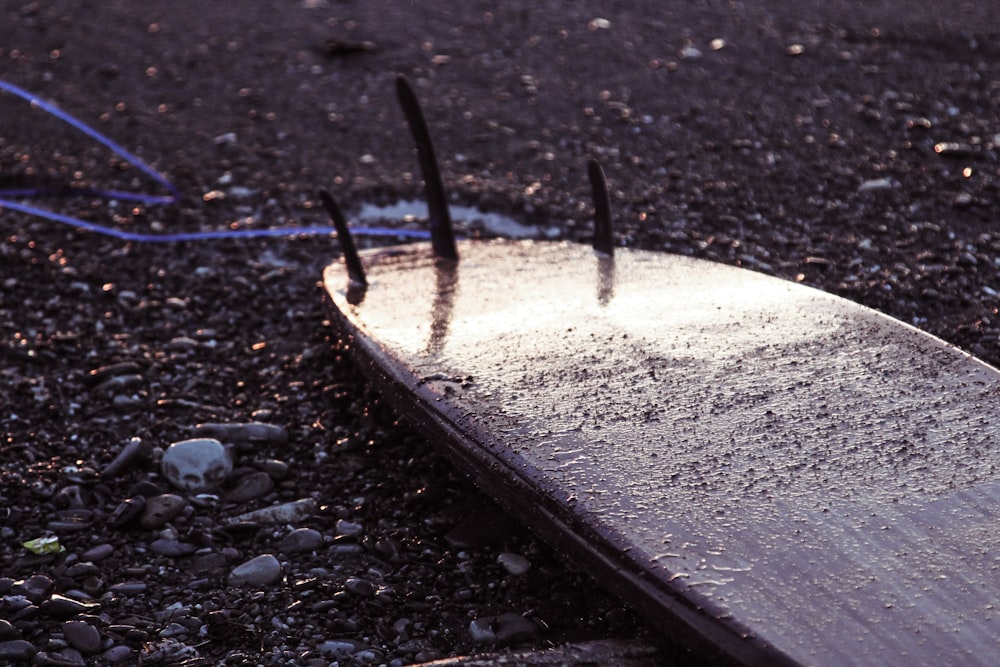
<box><xmin>161</xmin><ymin>438</ymin><xmax>232</xmax><ymax>492</ymax></box>
<box><xmin>497</xmin><ymin>552</ymin><xmax>531</xmax><ymax>575</ymax></box>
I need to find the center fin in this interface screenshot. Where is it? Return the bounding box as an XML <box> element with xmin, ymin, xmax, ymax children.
<box><xmin>395</xmin><ymin>76</ymin><xmax>459</xmax><ymax>261</ymax></box>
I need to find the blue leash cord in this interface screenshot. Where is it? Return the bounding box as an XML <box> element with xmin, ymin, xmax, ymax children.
<box><xmin>0</xmin><ymin>79</ymin><xmax>432</xmax><ymax>242</ymax></box>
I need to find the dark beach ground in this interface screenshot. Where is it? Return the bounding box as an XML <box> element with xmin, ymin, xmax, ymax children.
<box><xmin>1</xmin><ymin>1</ymin><xmax>999</xmax><ymax>664</ymax></box>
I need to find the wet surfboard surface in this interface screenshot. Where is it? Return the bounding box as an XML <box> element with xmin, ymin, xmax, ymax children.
<box><xmin>323</xmin><ymin>240</ymin><xmax>1000</xmax><ymax>666</ymax></box>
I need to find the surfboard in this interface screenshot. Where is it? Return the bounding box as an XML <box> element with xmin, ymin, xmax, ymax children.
<box><xmin>322</xmin><ymin>238</ymin><xmax>1000</xmax><ymax>665</ymax></box>
<box><xmin>318</xmin><ymin>76</ymin><xmax>1000</xmax><ymax>665</ymax></box>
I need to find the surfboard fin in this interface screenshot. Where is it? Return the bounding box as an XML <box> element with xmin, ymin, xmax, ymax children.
<box><xmin>319</xmin><ymin>188</ymin><xmax>367</xmax><ymax>286</ymax></box>
<box><xmin>395</xmin><ymin>76</ymin><xmax>459</xmax><ymax>262</ymax></box>
<box><xmin>588</xmin><ymin>159</ymin><xmax>614</xmax><ymax>256</ymax></box>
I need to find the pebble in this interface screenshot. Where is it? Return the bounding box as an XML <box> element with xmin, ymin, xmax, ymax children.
<box><xmin>14</xmin><ymin>574</ymin><xmax>54</xmax><ymax>603</ymax></box>
<box><xmin>335</xmin><ymin>519</ymin><xmax>364</xmax><ymax>537</ymax></box>
<box><xmin>225</xmin><ymin>498</ymin><xmax>316</xmax><ymax>525</ymax></box>
<box><xmin>32</xmin><ymin>648</ymin><xmax>86</xmax><ymax>666</ymax></box>
<box><xmin>279</xmin><ymin>528</ymin><xmax>323</xmax><ymax>553</ymax></box>
<box><xmin>0</xmin><ymin>619</ymin><xmax>15</xmax><ymax>640</ymax></box>
<box><xmin>261</xmin><ymin>459</ymin><xmax>290</xmax><ymax>479</ymax></box>
<box><xmin>140</xmin><ymin>494</ymin><xmax>188</xmax><ymax>529</ymax></box>
<box><xmin>92</xmin><ymin>373</ymin><xmax>144</xmax><ymax>395</ymax></box>
<box><xmin>0</xmin><ymin>639</ymin><xmax>36</xmax><ymax>661</ymax></box>
<box><xmin>101</xmin><ymin>437</ymin><xmax>151</xmax><ymax>478</ymax></box>
<box><xmin>62</xmin><ymin>620</ymin><xmax>101</xmax><ymax>655</ymax></box>
<box><xmin>316</xmin><ymin>639</ymin><xmax>367</xmax><ymax>657</ymax></box>
<box><xmin>66</xmin><ymin>562</ymin><xmax>99</xmax><ymax>579</ymax></box>
<box><xmin>858</xmin><ymin>177</ymin><xmax>895</xmax><ymax>192</ymax></box>
<box><xmin>80</xmin><ymin>544</ymin><xmax>114</xmax><ymax>562</ymax></box>
<box><xmin>225</xmin><ymin>471</ymin><xmax>274</xmax><ymax>503</ymax></box>
<box><xmin>46</xmin><ymin>508</ymin><xmax>93</xmax><ymax>533</ymax></box>
<box><xmin>149</xmin><ymin>539</ymin><xmax>197</xmax><ymax>557</ymax></box>
<box><xmin>102</xmin><ymin>646</ymin><xmax>133</xmax><ymax>663</ymax></box>
<box><xmin>469</xmin><ymin>613</ymin><xmax>539</xmax><ymax>643</ymax></box>
<box><xmin>108</xmin><ymin>496</ymin><xmax>146</xmax><ymax>528</ymax></box>
<box><xmin>53</xmin><ymin>486</ymin><xmax>85</xmax><ymax>509</ymax></box>
<box><xmin>161</xmin><ymin>438</ymin><xmax>233</xmax><ymax>492</ymax></box>
<box><xmin>679</xmin><ymin>45</ymin><xmax>702</xmax><ymax>59</ymax></box>
<box><xmin>229</xmin><ymin>554</ymin><xmax>282</xmax><ymax>587</ymax></box>
<box><xmin>40</xmin><ymin>594</ymin><xmax>100</xmax><ymax>619</ymax></box>
<box><xmin>344</xmin><ymin>577</ymin><xmax>376</xmax><ymax>598</ymax></box>
<box><xmin>496</xmin><ymin>552</ymin><xmax>531</xmax><ymax>575</ymax></box>
<box><xmin>193</xmin><ymin>422</ymin><xmax>288</xmax><ymax>446</ymax></box>
<box><xmin>108</xmin><ymin>581</ymin><xmax>147</xmax><ymax>596</ymax></box>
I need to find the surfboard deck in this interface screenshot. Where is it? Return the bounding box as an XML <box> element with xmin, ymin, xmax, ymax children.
<box><xmin>322</xmin><ymin>239</ymin><xmax>1000</xmax><ymax>666</ymax></box>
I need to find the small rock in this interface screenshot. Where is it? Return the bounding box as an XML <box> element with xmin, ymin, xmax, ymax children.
<box><xmin>229</xmin><ymin>554</ymin><xmax>282</xmax><ymax>587</ymax></box>
<box><xmin>161</xmin><ymin>439</ymin><xmax>232</xmax><ymax>492</ymax></box>
<box><xmin>260</xmin><ymin>459</ymin><xmax>289</xmax><ymax>479</ymax></box>
<box><xmin>129</xmin><ymin>480</ymin><xmax>166</xmax><ymax>498</ymax></box>
<box><xmin>279</xmin><ymin>528</ymin><xmax>323</xmax><ymax>553</ymax></box>
<box><xmin>858</xmin><ymin>178</ymin><xmax>895</xmax><ymax>192</ymax></box>
<box><xmin>149</xmin><ymin>539</ymin><xmax>197</xmax><ymax>557</ymax></box>
<box><xmin>224</xmin><ymin>472</ymin><xmax>274</xmax><ymax>504</ymax></box>
<box><xmin>468</xmin><ymin>618</ymin><xmax>497</xmax><ymax>643</ymax></box>
<box><xmin>80</xmin><ymin>544</ymin><xmax>114</xmax><ymax>562</ymax></box>
<box><xmin>108</xmin><ymin>582</ymin><xmax>147</xmax><ymax>596</ymax></box>
<box><xmin>66</xmin><ymin>562</ymin><xmax>99</xmax><ymax>579</ymax></box>
<box><xmin>62</xmin><ymin>620</ymin><xmax>101</xmax><ymax>655</ymax></box>
<box><xmin>140</xmin><ymin>494</ymin><xmax>188</xmax><ymax>529</ymax></box>
<box><xmin>193</xmin><ymin>422</ymin><xmax>288</xmax><ymax>446</ymax></box>
<box><xmin>189</xmin><ymin>551</ymin><xmax>229</xmax><ymax>575</ymax></box>
<box><xmin>335</xmin><ymin>519</ymin><xmax>363</xmax><ymax>537</ymax></box>
<box><xmin>101</xmin><ymin>437</ymin><xmax>151</xmax><ymax>478</ymax></box>
<box><xmin>33</xmin><ymin>648</ymin><xmax>86</xmax><ymax>666</ymax></box>
<box><xmin>316</xmin><ymin>639</ymin><xmax>367</xmax><ymax>657</ymax></box>
<box><xmin>0</xmin><ymin>639</ymin><xmax>36</xmax><ymax>661</ymax></box>
<box><xmin>10</xmin><ymin>604</ymin><xmax>38</xmax><ymax>622</ymax></box>
<box><xmin>102</xmin><ymin>645</ymin><xmax>133</xmax><ymax>663</ymax></box>
<box><xmin>469</xmin><ymin>613</ymin><xmax>539</xmax><ymax>643</ymax></box>
<box><xmin>0</xmin><ymin>619</ymin><xmax>15</xmax><ymax>640</ymax></box>
<box><xmin>496</xmin><ymin>552</ymin><xmax>531</xmax><ymax>575</ymax></box>
<box><xmin>494</xmin><ymin>613</ymin><xmax>539</xmax><ymax>642</ymax></box>
<box><xmin>344</xmin><ymin>577</ymin><xmax>375</xmax><ymax>598</ymax></box>
<box><xmin>13</xmin><ymin>574</ymin><xmax>54</xmax><ymax>604</ymax></box>
<box><xmin>224</xmin><ymin>498</ymin><xmax>316</xmax><ymax>525</ymax></box>
<box><xmin>40</xmin><ymin>594</ymin><xmax>100</xmax><ymax>619</ymax></box>
<box><xmin>53</xmin><ymin>486</ymin><xmax>85</xmax><ymax>509</ymax></box>
<box><xmin>679</xmin><ymin>45</ymin><xmax>702</xmax><ymax>59</ymax></box>
<box><xmin>108</xmin><ymin>496</ymin><xmax>146</xmax><ymax>528</ymax></box>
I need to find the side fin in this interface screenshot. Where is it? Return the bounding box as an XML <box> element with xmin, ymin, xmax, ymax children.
<box><xmin>319</xmin><ymin>188</ymin><xmax>367</xmax><ymax>286</ymax></box>
<box><xmin>588</xmin><ymin>159</ymin><xmax>614</xmax><ymax>256</ymax></box>
<box><xmin>395</xmin><ymin>76</ymin><xmax>459</xmax><ymax>261</ymax></box>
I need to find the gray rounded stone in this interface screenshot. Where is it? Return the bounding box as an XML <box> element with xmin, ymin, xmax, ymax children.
<box><xmin>496</xmin><ymin>552</ymin><xmax>531</xmax><ymax>575</ymax></box>
<box><xmin>228</xmin><ymin>554</ymin><xmax>282</xmax><ymax>588</ymax></box>
<box><xmin>149</xmin><ymin>539</ymin><xmax>197</xmax><ymax>557</ymax></box>
<box><xmin>80</xmin><ymin>544</ymin><xmax>114</xmax><ymax>562</ymax></box>
<box><xmin>140</xmin><ymin>494</ymin><xmax>187</xmax><ymax>529</ymax></box>
<box><xmin>224</xmin><ymin>471</ymin><xmax>274</xmax><ymax>504</ymax></box>
<box><xmin>279</xmin><ymin>528</ymin><xmax>323</xmax><ymax>553</ymax></box>
<box><xmin>161</xmin><ymin>438</ymin><xmax>232</xmax><ymax>492</ymax></box>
